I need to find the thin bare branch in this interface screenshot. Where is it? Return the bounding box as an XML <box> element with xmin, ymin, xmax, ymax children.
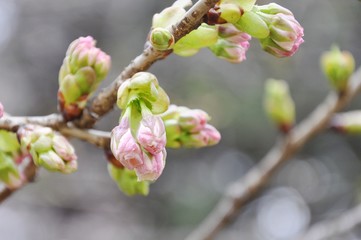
<box><xmin>296</xmin><ymin>204</ymin><xmax>361</xmax><ymax>240</ymax></box>
<box><xmin>76</xmin><ymin>0</ymin><xmax>219</xmax><ymax>128</ymax></box>
<box><xmin>185</xmin><ymin>67</ymin><xmax>361</xmax><ymax>240</ymax></box>
<box><xmin>0</xmin><ymin>115</ymin><xmax>110</xmax><ymax>148</ymax></box>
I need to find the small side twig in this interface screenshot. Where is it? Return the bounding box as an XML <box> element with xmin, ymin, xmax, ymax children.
<box><xmin>186</xmin><ymin>67</ymin><xmax>361</xmax><ymax>240</ymax></box>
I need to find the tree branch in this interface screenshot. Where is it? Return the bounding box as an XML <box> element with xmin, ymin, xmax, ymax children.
<box><xmin>185</xmin><ymin>67</ymin><xmax>361</xmax><ymax>240</ymax></box>
<box><xmin>296</xmin><ymin>204</ymin><xmax>361</xmax><ymax>240</ymax></box>
<box><xmin>76</xmin><ymin>0</ymin><xmax>219</xmax><ymax>128</ymax></box>
<box><xmin>0</xmin><ymin>114</ymin><xmax>110</xmax><ymax>148</ymax></box>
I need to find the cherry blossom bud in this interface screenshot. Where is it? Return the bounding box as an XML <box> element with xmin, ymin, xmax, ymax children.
<box><xmin>0</xmin><ymin>102</ymin><xmax>3</xmax><ymax>118</ymax></box>
<box><xmin>117</xmin><ymin>72</ymin><xmax>169</xmax><ymax>114</ymax></box>
<box><xmin>255</xmin><ymin>4</ymin><xmax>304</xmax><ymax>57</ymax></box>
<box><xmin>182</xmin><ymin>124</ymin><xmax>221</xmax><ymax>148</ymax></box>
<box><xmin>18</xmin><ymin>125</ymin><xmax>77</xmax><ymax>173</ymax></box>
<box><xmin>149</xmin><ymin>27</ymin><xmax>175</xmax><ymax>51</ymax></box>
<box><xmin>264</xmin><ymin>79</ymin><xmax>295</xmax><ymax>133</ymax></box>
<box><xmin>58</xmin><ymin>36</ymin><xmax>111</xmax><ymax>120</ymax></box>
<box><xmin>111</xmin><ymin>126</ymin><xmax>144</xmax><ymax>170</ymax></box>
<box><xmin>160</xmin><ymin>105</ymin><xmax>221</xmax><ymax>148</ymax></box>
<box><xmin>135</xmin><ymin>149</ymin><xmax>166</xmax><ymax>182</ymax></box>
<box><xmin>108</xmin><ymin>163</ymin><xmax>149</xmax><ymax>196</ymax></box>
<box><xmin>178</xmin><ymin>109</ymin><xmax>209</xmax><ymax>133</ymax></box>
<box><xmin>137</xmin><ymin>109</ymin><xmax>166</xmax><ymax>155</ymax></box>
<box><xmin>209</xmin><ymin>24</ymin><xmax>251</xmax><ymax>63</ymax></box>
<box><xmin>321</xmin><ymin>46</ymin><xmax>355</xmax><ymax>93</ymax></box>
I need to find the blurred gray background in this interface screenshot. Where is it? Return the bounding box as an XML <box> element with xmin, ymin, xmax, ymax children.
<box><xmin>1</xmin><ymin>0</ymin><xmax>361</xmax><ymax>239</ymax></box>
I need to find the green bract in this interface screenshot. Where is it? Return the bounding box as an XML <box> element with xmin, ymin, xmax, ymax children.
<box><xmin>108</xmin><ymin>164</ymin><xmax>149</xmax><ymax>196</ymax></box>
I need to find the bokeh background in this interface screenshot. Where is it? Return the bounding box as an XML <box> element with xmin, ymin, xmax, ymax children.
<box><xmin>1</xmin><ymin>0</ymin><xmax>361</xmax><ymax>239</ymax></box>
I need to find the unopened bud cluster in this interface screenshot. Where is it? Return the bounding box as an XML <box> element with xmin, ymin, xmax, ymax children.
<box><xmin>18</xmin><ymin>125</ymin><xmax>78</xmax><ymax>174</ymax></box>
<box><xmin>111</xmin><ymin>72</ymin><xmax>169</xmax><ymax>188</ymax></box>
<box><xmin>151</xmin><ymin>0</ymin><xmax>304</xmax><ymax>61</ymax></box>
<box><xmin>58</xmin><ymin>36</ymin><xmax>111</xmax><ymax>120</ymax></box>
<box><xmin>160</xmin><ymin>105</ymin><xmax>221</xmax><ymax>148</ymax></box>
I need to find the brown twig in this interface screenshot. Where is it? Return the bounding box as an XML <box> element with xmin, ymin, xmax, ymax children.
<box><xmin>0</xmin><ymin>160</ymin><xmax>37</xmax><ymax>204</ymax></box>
<box><xmin>75</xmin><ymin>0</ymin><xmax>219</xmax><ymax>128</ymax></box>
<box><xmin>296</xmin><ymin>204</ymin><xmax>361</xmax><ymax>240</ymax></box>
<box><xmin>185</xmin><ymin>67</ymin><xmax>361</xmax><ymax>240</ymax></box>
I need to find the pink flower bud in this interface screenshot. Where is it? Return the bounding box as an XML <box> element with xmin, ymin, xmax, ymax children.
<box><xmin>183</xmin><ymin>124</ymin><xmax>221</xmax><ymax>148</ymax></box>
<box><xmin>135</xmin><ymin>149</ymin><xmax>166</xmax><ymax>181</ymax></box>
<box><xmin>257</xmin><ymin>4</ymin><xmax>304</xmax><ymax>57</ymax></box>
<box><xmin>0</xmin><ymin>102</ymin><xmax>3</xmax><ymax>118</ymax></box>
<box><xmin>137</xmin><ymin>114</ymin><xmax>166</xmax><ymax>155</ymax></box>
<box><xmin>59</xmin><ymin>36</ymin><xmax>111</xmax><ymax>120</ymax></box>
<box><xmin>111</xmin><ymin>127</ymin><xmax>144</xmax><ymax>170</ymax></box>
<box><xmin>53</xmin><ymin>135</ymin><xmax>77</xmax><ymax>162</ymax></box>
<box><xmin>178</xmin><ymin>109</ymin><xmax>209</xmax><ymax>133</ymax></box>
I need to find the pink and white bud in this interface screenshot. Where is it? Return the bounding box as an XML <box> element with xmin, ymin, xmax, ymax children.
<box><xmin>178</xmin><ymin>109</ymin><xmax>210</xmax><ymax>133</ymax></box>
<box><xmin>111</xmin><ymin>128</ymin><xmax>144</xmax><ymax>170</ymax></box>
<box><xmin>53</xmin><ymin>135</ymin><xmax>77</xmax><ymax>162</ymax></box>
<box><xmin>183</xmin><ymin>124</ymin><xmax>221</xmax><ymax>148</ymax></box>
<box><xmin>137</xmin><ymin>114</ymin><xmax>166</xmax><ymax>155</ymax></box>
<box><xmin>135</xmin><ymin>149</ymin><xmax>166</xmax><ymax>182</ymax></box>
<box><xmin>257</xmin><ymin>4</ymin><xmax>304</xmax><ymax>57</ymax></box>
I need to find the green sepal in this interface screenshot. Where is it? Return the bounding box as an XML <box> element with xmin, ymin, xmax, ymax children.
<box><xmin>108</xmin><ymin>164</ymin><xmax>150</xmax><ymax>196</ymax></box>
<box><xmin>234</xmin><ymin>11</ymin><xmax>269</xmax><ymax>39</ymax></box>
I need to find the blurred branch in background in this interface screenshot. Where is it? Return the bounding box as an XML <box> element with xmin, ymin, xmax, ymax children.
<box><xmin>186</xmin><ymin>67</ymin><xmax>361</xmax><ymax>240</ymax></box>
<box><xmin>296</xmin><ymin>204</ymin><xmax>361</xmax><ymax>240</ymax></box>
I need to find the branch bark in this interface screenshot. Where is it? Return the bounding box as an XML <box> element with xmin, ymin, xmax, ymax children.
<box><xmin>0</xmin><ymin>114</ymin><xmax>110</xmax><ymax>148</ymax></box>
<box><xmin>185</xmin><ymin>67</ymin><xmax>361</xmax><ymax>240</ymax></box>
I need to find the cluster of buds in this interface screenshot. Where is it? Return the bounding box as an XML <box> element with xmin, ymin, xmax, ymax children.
<box><xmin>321</xmin><ymin>46</ymin><xmax>355</xmax><ymax>94</ymax></box>
<box><xmin>58</xmin><ymin>36</ymin><xmax>111</xmax><ymax>120</ymax></box>
<box><xmin>152</xmin><ymin>0</ymin><xmax>303</xmax><ymax>61</ymax></box>
<box><xmin>110</xmin><ymin>72</ymin><xmax>169</xmax><ymax>185</ymax></box>
<box><xmin>264</xmin><ymin>79</ymin><xmax>295</xmax><ymax>133</ymax></box>
<box><xmin>18</xmin><ymin>125</ymin><xmax>77</xmax><ymax>174</ymax></box>
<box><xmin>160</xmin><ymin>105</ymin><xmax>221</xmax><ymax>148</ymax></box>
<box><xmin>0</xmin><ymin>130</ymin><xmax>24</xmax><ymax>189</ymax></box>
